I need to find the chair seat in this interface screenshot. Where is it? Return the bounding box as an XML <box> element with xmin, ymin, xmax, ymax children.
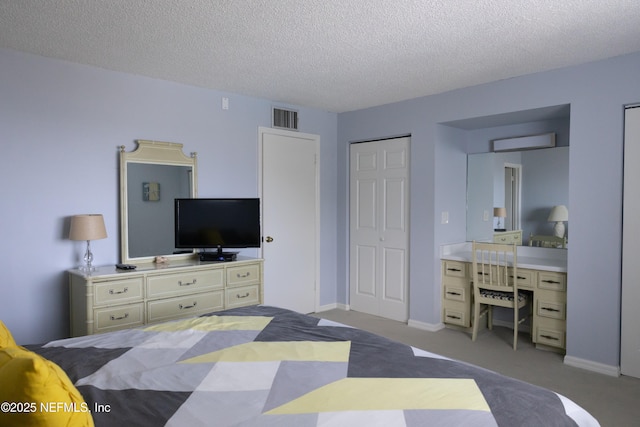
<box><xmin>479</xmin><ymin>289</ymin><xmax>527</xmax><ymax>303</ymax></box>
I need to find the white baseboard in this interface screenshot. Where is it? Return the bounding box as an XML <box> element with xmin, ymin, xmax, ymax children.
<box><xmin>408</xmin><ymin>319</ymin><xmax>445</xmax><ymax>332</ymax></box>
<box><xmin>564</xmin><ymin>355</ymin><xmax>620</xmax><ymax>377</ymax></box>
<box><xmin>316</xmin><ymin>303</ymin><xmax>349</xmax><ymax>312</ymax></box>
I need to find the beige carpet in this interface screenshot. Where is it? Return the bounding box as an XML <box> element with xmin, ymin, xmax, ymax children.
<box><xmin>312</xmin><ymin>309</ymin><xmax>640</xmax><ymax>427</ymax></box>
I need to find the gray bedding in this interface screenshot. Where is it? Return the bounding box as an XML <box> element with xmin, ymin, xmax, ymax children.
<box><xmin>29</xmin><ymin>305</ymin><xmax>598</xmax><ymax>426</ymax></box>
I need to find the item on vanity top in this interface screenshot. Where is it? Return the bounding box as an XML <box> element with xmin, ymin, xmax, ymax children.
<box><xmin>154</xmin><ymin>256</ymin><xmax>169</xmax><ymax>264</ymax></box>
<box><xmin>115</xmin><ymin>263</ymin><xmax>137</xmax><ymax>270</ymax></box>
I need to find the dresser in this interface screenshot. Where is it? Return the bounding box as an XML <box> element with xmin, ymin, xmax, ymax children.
<box><xmin>440</xmin><ymin>243</ymin><xmax>567</xmax><ymax>351</ymax></box>
<box><xmin>69</xmin><ymin>257</ymin><xmax>263</xmax><ymax>337</ymax></box>
<box><xmin>493</xmin><ymin>229</ymin><xmax>523</xmax><ymax>245</ymax></box>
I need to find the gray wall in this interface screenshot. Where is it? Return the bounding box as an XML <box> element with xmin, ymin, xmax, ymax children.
<box><xmin>0</xmin><ymin>48</ymin><xmax>338</xmax><ymax>344</ymax></box>
<box><xmin>2</xmin><ymin>44</ymin><xmax>639</xmax><ymax>372</ymax></box>
<box><xmin>338</xmin><ymin>51</ymin><xmax>640</xmax><ymax>370</ymax></box>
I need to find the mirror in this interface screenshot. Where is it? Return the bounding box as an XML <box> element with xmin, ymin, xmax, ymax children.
<box><xmin>466</xmin><ymin>147</ymin><xmax>569</xmax><ymax>246</ymax></box>
<box><xmin>120</xmin><ymin>140</ymin><xmax>197</xmax><ymax>264</ymax></box>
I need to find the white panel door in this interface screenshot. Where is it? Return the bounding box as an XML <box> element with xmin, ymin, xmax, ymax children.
<box><xmin>622</xmin><ymin>105</ymin><xmax>640</xmax><ymax>378</ymax></box>
<box><xmin>349</xmin><ymin>137</ymin><xmax>409</xmax><ymax>321</ymax></box>
<box><xmin>260</xmin><ymin>127</ymin><xmax>319</xmax><ymax>314</ymax></box>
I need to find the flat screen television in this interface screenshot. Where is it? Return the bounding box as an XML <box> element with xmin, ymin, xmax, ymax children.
<box><xmin>175</xmin><ymin>198</ymin><xmax>261</xmax><ymax>260</ymax></box>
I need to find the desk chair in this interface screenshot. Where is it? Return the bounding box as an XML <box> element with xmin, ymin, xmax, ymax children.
<box><xmin>529</xmin><ymin>234</ymin><xmax>567</xmax><ymax>248</ymax></box>
<box><xmin>471</xmin><ymin>241</ymin><xmax>529</xmax><ymax>350</ymax></box>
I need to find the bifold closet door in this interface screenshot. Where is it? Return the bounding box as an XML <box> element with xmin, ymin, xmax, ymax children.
<box><xmin>349</xmin><ymin>137</ymin><xmax>409</xmax><ymax>322</ymax></box>
<box><xmin>622</xmin><ymin>105</ymin><xmax>640</xmax><ymax>378</ymax></box>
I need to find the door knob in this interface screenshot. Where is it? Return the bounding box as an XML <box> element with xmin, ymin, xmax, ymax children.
<box><xmin>265</xmin><ymin>236</ymin><xmax>274</xmax><ymax>243</ymax></box>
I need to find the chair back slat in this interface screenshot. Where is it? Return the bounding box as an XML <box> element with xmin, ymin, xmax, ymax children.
<box><xmin>472</xmin><ymin>241</ymin><xmax>517</xmax><ymax>292</ymax></box>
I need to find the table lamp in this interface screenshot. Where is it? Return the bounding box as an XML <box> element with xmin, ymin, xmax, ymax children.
<box><xmin>69</xmin><ymin>214</ymin><xmax>107</xmax><ymax>271</ymax></box>
<box><xmin>548</xmin><ymin>205</ymin><xmax>568</xmax><ymax>238</ymax></box>
<box><xmin>493</xmin><ymin>207</ymin><xmax>507</xmax><ymax>231</ymax></box>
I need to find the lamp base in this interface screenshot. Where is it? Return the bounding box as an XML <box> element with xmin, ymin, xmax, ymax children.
<box><xmin>553</xmin><ymin>222</ymin><xmax>566</xmax><ymax>239</ymax></box>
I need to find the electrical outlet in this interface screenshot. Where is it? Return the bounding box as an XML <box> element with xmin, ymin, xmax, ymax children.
<box><xmin>483</xmin><ymin>210</ymin><xmax>490</xmax><ymax>221</ymax></box>
<box><xmin>222</xmin><ymin>97</ymin><xmax>229</xmax><ymax>110</ymax></box>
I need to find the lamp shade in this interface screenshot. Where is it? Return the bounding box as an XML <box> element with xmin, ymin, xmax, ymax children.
<box><xmin>493</xmin><ymin>207</ymin><xmax>507</xmax><ymax>218</ymax></box>
<box><xmin>547</xmin><ymin>205</ymin><xmax>568</xmax><ymax>222</ymax></box>
<box><xmin>69</xmin><ymin>214</ymin><xmax>107</xmax><ymax>241</ymax></box>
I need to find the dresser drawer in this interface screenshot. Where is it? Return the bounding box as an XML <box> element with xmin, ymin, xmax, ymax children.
<box><xmin>538</xmin><ymin>271</ymin><xmax>566</xmax><ymax>292</ymax></box>
<box><xmin>147</xmin><ymin>291</ymin><xmax>224</xmax><ymax>323</ymax></box>
<box><xmin>227</xmin><ymin>263</ymin><xmax>261</xmax><ymax>288</ymax></box>
<box><xmin>226</xmin><ymin>285</ymin><xmax>261</xmax><ymax>308</ymax></box>
<box><xmin>94</xmin><ymin>277</ymin><xmax>144</xmax><ymax>306</ymax></box>
<box><xmin>493</xmin><ymin>230</ymin><xmax>522</xmax><ymax>245</ymax></box>
<box><xmin>147</xmin><ymin>269</ymin><xmax>224</xmax><ymax>298</ymax></box>
<box><xmin>94</xmin><ymin>303</ymin><xmax>144</xmax><ymax>333</ymax></box>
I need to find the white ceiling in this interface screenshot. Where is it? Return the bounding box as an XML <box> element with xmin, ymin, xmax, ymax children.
<box><xmin>2</xmin><ymin>1</ymin><xmax>640</xmax><ymax>113</ymax></box>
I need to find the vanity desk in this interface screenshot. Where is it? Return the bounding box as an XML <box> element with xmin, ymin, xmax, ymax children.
<box><xmin>69</xmin><ymin>257</ymin><xmax>263</xmax><ymax>337</ymax></box>
<box><xmin>440</xmin><ymin>242</ymin><xmax>567</xmax><ymax>352</ymax></box>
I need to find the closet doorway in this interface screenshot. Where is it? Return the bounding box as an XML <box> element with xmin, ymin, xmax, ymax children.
<box><xmin>349</xmin><ymin>136</ymin><xmax>410</xmax><ymax>322</ymax></box>
<box><xmin>622</xmin><ymin>105</ymin><xmax>640</xmax><ymax>378</ymax></box>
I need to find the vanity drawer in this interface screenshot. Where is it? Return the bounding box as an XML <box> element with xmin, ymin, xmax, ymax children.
<box><xmin>94</xmin><ymin>303</ymin><xmax>144</xmax><ymax>333</ymax></box>
<box><xmin>94</xmin><ymin>277</ymin><xmax>144</xmax><ymax>306</ymax></box>
<box><xmin>443</xmin><ymin>304</ymin><xmax>469</xmax><ymax>327</ymax></box>
<box><xmin>442</xmin><ymin>261</ymin><xmax>467</xmax><ymax>278</ymax></box>
<box><xmin>147</xmin><ymin>269</ymin><xmax>224</xmax><ymax>298</ymax></box>
<box><xmin>226</xmin><ymin>285</ymin><xmax>261</xmax><ymax>308</ymax></box>
<box><xmin>535</xmin><ymin>325</ymin><xmax>566</xmax><ymax>349</ymax></box>
<box><xmin>511</xmin><ymin>268</ymin><xmax>536</xmax><ymax>289</ymax></box>
<box><xmin>537</xmin><ymin>299</ymin><xmax>566</xmax><ymax>320</ymax></box>
<box><xmin>147</xmin><ymin>290</ymin><xmax>224</xmax><ymax>323</ymax></box>
<box><xmin>538</xmin><ymin>271</ymin><xmax>566</xmax><ymax>292</ymax></box>
<box><xmin>443</xmin><ymin>284</ymin><xmax>467</xmax><ymax>302</ymax></box>
<box><xmin>227</xmin><ymin>263</ymin><xmax>261</xmax><ymax>288</ymax></box>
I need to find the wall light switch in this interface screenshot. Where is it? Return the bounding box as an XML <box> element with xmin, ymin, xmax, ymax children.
<box><xmin>441</xmin><ymin>211</ymin><xmax>449</xmax><ymax>224</ymax></box>
<box><xmin>222</xmin><ymin>97</ymin><xmax>229</xmax><ymax>110</ymax></box>
<box><xmin>483</xmin><ymin>210</ymin><xmax>490</xmax><ymax>221</ymax></box>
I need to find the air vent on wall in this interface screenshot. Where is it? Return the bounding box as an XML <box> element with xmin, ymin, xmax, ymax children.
<box><xmin>272</xmin><ymin>107</ymin><xmax>299</xmax><ymax>131</ymax></box>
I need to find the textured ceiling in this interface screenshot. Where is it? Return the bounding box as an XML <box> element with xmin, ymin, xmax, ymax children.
<box><xmin>2</xmin><ymin>1</ymin><xmax>640</xmax><ymax>113</ymax></box>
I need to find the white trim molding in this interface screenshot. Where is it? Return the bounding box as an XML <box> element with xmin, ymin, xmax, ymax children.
<box><xmin>564</xmin><ymin>355</ymin><xmax>620</xmax><ymax>377</ymax></box>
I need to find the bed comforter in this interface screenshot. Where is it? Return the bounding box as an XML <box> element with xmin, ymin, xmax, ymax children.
<box><xmin>30</xmin><ymin>305</ymin><xmax>598</xmax><ymax>426</ymax></box>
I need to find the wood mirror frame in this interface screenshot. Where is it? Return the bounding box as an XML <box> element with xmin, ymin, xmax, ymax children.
<box><xmin>119</xmin><ymin>140</ymin><xmax>197</xmax><ymax>264</ymax></box>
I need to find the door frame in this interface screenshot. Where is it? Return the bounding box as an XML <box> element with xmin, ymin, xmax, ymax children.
<box><xmin>258</xmin><ymin>126</ymin><xmax>321</xmax><ymax>312</ymax></box>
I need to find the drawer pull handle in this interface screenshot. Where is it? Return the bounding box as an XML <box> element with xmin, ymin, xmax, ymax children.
<box><xmin>540</xmin><ymin>334</ymin><xmax>559</xmax><ymax>341</ymax></box>
<box><xmin>178</xmin><ymin>279</ymin><xmax>197</xmax><ymax>286</ymax></box>
<box><xmin>109</xmin><ymin>287</ymin><xmax>129</xmax><ymax>295</ymax></box>
<box><xmin>510</xmin><ymin>275</ymin><xmax>527</xmax><ymax>280</ymax></box>
<box><xmin>236</xmin><ymin>272</ymin><xmax>251</xmax><ymax>278</ymax></box>
<box><xmin>542</xmin><ymin>279</ymin><xmax>560</xmax><ymax>284</ymax></box>
<box><xmin>541</xmin><ymin>307</ymin><xmax>561</xmax><ymax>312</ymax></box>
<box><xmin>446</xmin><ymin>314</ymin><xmax>461</xmax><ymax>320</ymax></box>
<box><xmin>446</xmin><ymin>291</ymin><xmax>461</xmax><ymax>296</ymax></box>
<box><xmin>179</xmin><ymin>302</ymin><xmax>198</xmax><ymax>310</ymax></box>
<box><xmin>110</xmin><ymin>313</ymin><xmax>129</xmax><ymax>321</ymax></box>
<box><xmin>447</xmin><ymin>268</ymin><xmax>461</xmax><ymax>272</ymax></box>
<box><xmin>236</xmin><ymin>292</ymin><xmax>250</xmax><ymax>299</ymax></box>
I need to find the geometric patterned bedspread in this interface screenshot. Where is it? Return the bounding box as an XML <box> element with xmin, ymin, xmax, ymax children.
<box><xmin>29</xmin><ymin>305</ymin><xmax>598</xmax><ymax>427</ymax></box>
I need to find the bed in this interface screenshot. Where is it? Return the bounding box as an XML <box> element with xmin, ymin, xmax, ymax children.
<box><xmin>3</xmin><ymin>305</ymin><xmax>598</xmax><ymax>426</ymax></box>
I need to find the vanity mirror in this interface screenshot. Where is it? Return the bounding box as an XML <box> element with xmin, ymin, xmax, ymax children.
<box><xmin>466</xmin><ymin>146</ymin><xmax>569</xmax><ymax>246</ymax></box>
<box><xmin>120</xmin><ymin>140</ymin><xmax>197</xmax><ymax>264</ymax></box>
